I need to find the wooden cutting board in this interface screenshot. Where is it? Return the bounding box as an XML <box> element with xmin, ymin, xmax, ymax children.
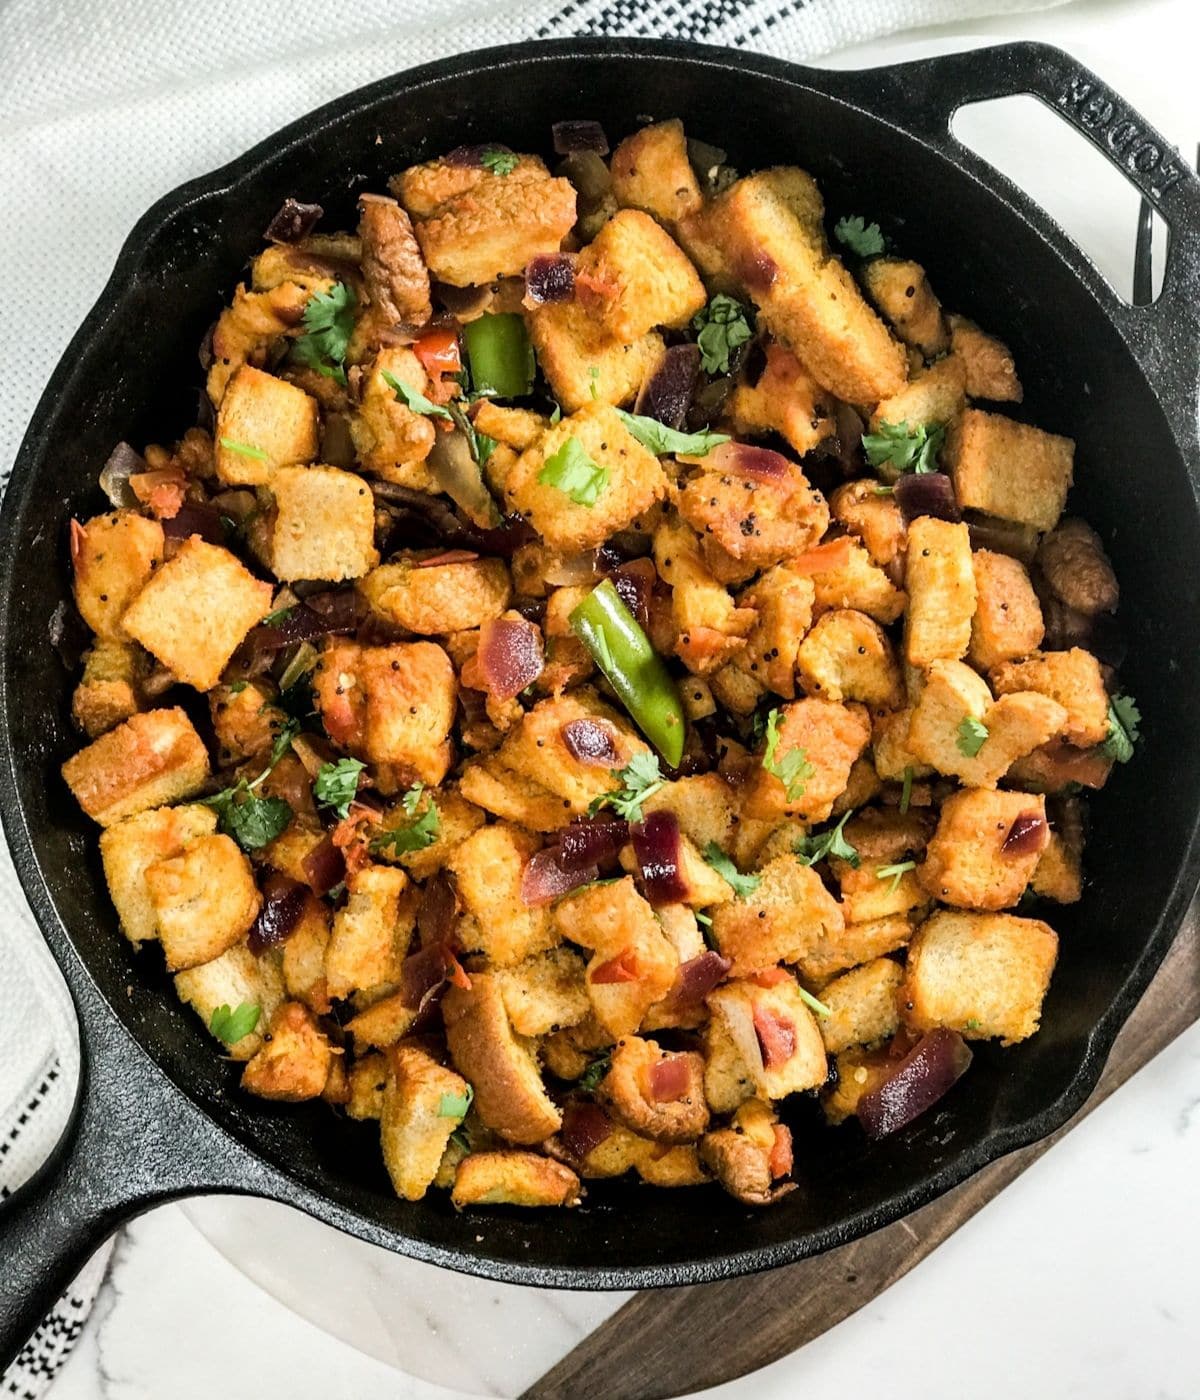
<box><xmin>523</xmin><ymin>904</ymin><xmax>1200</xmax><ymax>1400</ymax></box>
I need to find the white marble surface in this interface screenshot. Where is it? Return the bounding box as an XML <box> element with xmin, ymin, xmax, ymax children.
<box><xmin>23</xmin><ymin>0</ymin><xmax>1200</xmax><ymax>1395</ymax></box>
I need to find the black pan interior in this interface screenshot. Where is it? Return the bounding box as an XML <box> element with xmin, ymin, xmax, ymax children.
<box><xmin>4</xmin><ymin>44</ymin><xmax>1200</xmax><ymax>1283</ymax></box>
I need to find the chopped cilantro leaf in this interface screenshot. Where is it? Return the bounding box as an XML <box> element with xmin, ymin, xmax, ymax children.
<box><xmin>261</xmin><ymin>606</ymin><xmax>296</xmax><ymax>628</ymax></box>
<box><xmin>291</xmin><ymin>281</ymin><xmax>356</xmax><ymax>383</ymax></box>
<box><xmin>956</xmin><ymin>716</ymin><xmax>989</xmax><ymax>758</ymax></box>
<box><xmin>209</xmin><ymin>1001</ymin><xmax>261</xmax><ymax>1045</ymax></box>
<box><xmin>537</xmin><ymin>436</ymin><xmax>609</xmax><ymax>506</ymax></box>
<box><xmin>834</xmin><ymin>215</ymin><xmax>886</xmax><ymax>258</ymax></box>
<box><xmin>692</xmin><ymin>294</ymin><xmax>754</xmax><ymax>375</ymax></box>
<box><xmin>437</xmin><ymin>1085</ymin><xmax>474</xmax><ymax>1118</ymax></box>
<box><xmin>401</xmin><ymin>782</ymin><xmax>425</xmax><ymax>816</ymax></box>
<box><xmin>371</xmin><ymin>791</ymin><xmax>441</xmax><ymax>855</ymax></box>
<box><xmin>875</xmin><ymin>859</ymin><xmax>916</xmax><ymax>895</ymax></box>
<box><xmin>382</xmin><ymin>369</ymin><xmax>452</xmax><ymax>418</ymax></box>
<box><xmin>703</xmin><ymin>842</ymin><xmax>762</xmax><ymax>899</ymax></box>
<box><xmin>761</xmin><ymin>708</ymin><xmax>815</xmax><ymax>801</ymax></box>
<box><xmin>480</xmin><ymin>147</ymin><xmax>519</xmax><ymax>176</ymax></box>
<box><xmin>577</xmin><ymin>1054</ymin><xmax>611</xmax><ymax>1093</ymax></box>
<box><xmin>1102</xmin><ymin>692</ymin><xmax>1141</xmax><ymax>763</ymax></box>
<box><xmin>206</xmin><ymin>785</ymin><xmax>293</xmax><ymax>850</ymax></box>
<box><xmin>313</xmin><ymin>757</ymin><xmax>366</xmax><ymax>820</ymax></box>
<box><xmin>616</xmin><ymin>410</ymin><xmax>730</xmax><ymax>457</ymax></box>
<box><xmin>795</xmin><ymin>811</ymin><xmax>859</xmax><ymax>868</ymax></box>
<box><xmin>862</xmin><ymin>419</ymin><xmax>944</xmax><ymax>476</ymax></box>
<box><xmin>588</xmin><ymin>752</ymin><xmax>665</xmax><ymax>822</ymax></box>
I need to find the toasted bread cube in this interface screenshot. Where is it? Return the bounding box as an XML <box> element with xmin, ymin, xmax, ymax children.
<box><xmin>654</xmin><ymin>514</ymin><xmax>756</xmax><ymax>675</ymax></box>
<box><xmin>280</xmin><ymin>894</ymin><xmax>332</xmax><ymax>1013</ymax></box>
<box><xmin>699</xmin><ymin>1101</ymin><xmax>795</xmax><ymax>1206</ymax></box>
<box><xmin>378</xmin><ymin>1044</ymin><xmax>472</xmax><ymax>1201</ymax></box>
<box><xmin>680</xmin><ymin>168</ymin><xmax>905</xmax><ymax>403</ymax></box>
<box><xmin>729</xmin><ymin>341</ymin><xmax>835</xmax><ymax>458</ymax></box>
<box><xmin>314</xmin><ymin>640</ymin><xmax>456</xmax><ymax>785</ymax></box>
<box><xmin>702</xmin><ymin>1018</ymin><xmax>757</xmax><ymax>1113</ymax></box>
<box><xmin>472</xmin><ymin>401</ymin><xmax>549</xmax><ymax>451</ymax></box>
<box><xmin>919</xmin><ymin>789</ymin><xmax>1048</xmax><ymax>911</ymax></box>
<box><xmin>610</xmin><ymin>119</ymin><xmax>703</xmax><ymax>228</ymax></box>
<box><xmin>443</xmin><ymin>973</ymin><xmax>562</xmax><ymax>1144</ymax></box>
<box><xmin>458</xmin><ymin>757</ymin><xmax>573</xmax><ymax>832</ymax></box>
<box><xmin>174</xmin><ymin>942</ymin><xmax>285</xmax><ymax>1061</ymax></box>
<box><xmin>72</xmin><ymin>639</ymin><xmax>144</xmax><ymax>738</ymax></box>
<box><xmin>869</xmin><ymin>355</ymin><xmax>965</xmax><ymax>439</ymax></box>
<box><xmin>372</xmin><ymin>787</ymin><xmax>485</xmax><ymax>880</ymax></box>
<box><xmin>325</xmin><ymin>864</ymin><xmax>413</xmax><ymax>1002</ymax></box>
<box><xmin>215</xmin><ymin>366</ymin><xmax>319</xmax><ymax>486</ymax></box>
<box><xmin>711</xmin><ymin>853</ymin><xmax>844</xmax><ymax>975</ymax></box>
<box><xmin>905</xmin><ymin>517</ymin><xmax>976</xmax><ymax>668</ymax></box>
<box><xmin>577</xmin><ymin>209</ymin><xmax>706</xmax><ymax>343</ymax></box>
<box><xmin>598</xmin><ymin>1036</ymin><xmax>708</xmax><ymax>1144</ymax></box>
<box><xmin>949</xmin><ymin>315</ymin><xmax>1022</xmax><ymax>402</ymax></box>
<box><xmin>503</xmin><ymin>403</ymin><xmax>668</xmax><ymax>552</ymax></box>
<box><xmin>206</xmin><ymin>280</ymin><xmax>312</xmax><ymax>405</ymax></box>
<box><xmin>394</xmin><ymin>152</ymin><xmax>553</xmax><ymax>219</ymax></box>
<box><xmin>496</xmin><ymin>946</ymin><xmax>590</xmax><ymax>1037</ymax></box>
<box><xmin>554</xmin><ymin>878</ymin><xmax>679</xmax><ymax>1039</ymax></box>
<box><xmin>241</xmin><ymin>1001</ymin><xmax>333</xmax><ymax>1102</ymax></box>
<box><xmin>969</xmin><ymin>550</ymin><xmax>1044</xmax><ymax>672</ymax></box>
<box><xmin>62</xmin><ymin>707</ymin><xmax>210</xmax><ymax>827</ymax></box>
<box><xmin>264</xmin><ymin>465</ymin><xmax>378</xmax><ymax>582</ymax></box>
<box><xmin>901</xmin><ymin>909</ymin><xmax>1058</xmax><ymax>1044</ymax></box>
<box><xmin>486</xmin><ymin>689</ymin><xmax>648</xmax><ymax>817</ymax></box>
<box><xmin>861</xmin><ymin>257</ymin><xmax>949</xmax><ymax>356</ymax></box>
<box><xmin>742</xmin><ymin>698</ymin><xmax>872</xmax><ymax>823</ymax></box>
<box><xmin>796</xmin><ymin>608</ymin><xmax>903</xmax><ymax>709</ymax></box>
<box><xmin>410</xmin><ymin>167</ymin><xmax>576</xmax><ymax>285</ymax></box>
<box><xmin>347</xmin><ymin>1052</ymin><xmax>387</xmax><ymax>1120</ymax></box>
<box><xmin>209</xmin><ymin>680</ymin><xmax>283</xmax><ymax>766</ymax></box>
<box><xmin>350</xmin><ymin>348</ymin><xmax>437</xmax><ymax>485</ymax></box>
<box><xmin>359</xmin><ymin>555</ymin><xmax>511</xmax><ymax>634</ymax></box>
<box><xmin>945</xmin><ymin>408</ymin><xmax>1074</xmax><ymax>532</ymax></box>
<box><xmin>818</xmin><ymin>958</ymin><xmax>904</xmax><ymax>1053</ymax></box>
<box><xmin>807</xmin><ymin>912</ymin><xmax>918</xmax><ymax>986</ymax></box>
<box><xmin>989</xmin><ymin>648</ymin><xmax>1109</xmax><ymax>748</ymax></box>
<box><xmin>144</xmin><ymin>832</ymin><xmax>261</xmax><ymax>971</ymax></box>
<box><xmin>449</xmin><ymin>824</ymin><xmax>558</xmax><ymax>968</ymax></box>
<box><xmin>344</xmin><ymin>989</ymin><xmax>421</xmax><ymax>1049</ymax></box>
<box><xmin>678</xmin><ymin>461</ymin><xmax>830</xmax><ymax>578</ymax></box>
<box><xmin>822</xmin><ymin>1045</ymin><xmax>896</xmax><ymax>1124</ymax></box>
<box><xmin>1031</xmin><ymin>824</ymin><xmax>1083</xmax><ymax>904</ymax></box>
<box><xmin>527</xmin><ymin>297</ymin><xmax>664</xmax><ymax>413</ymax></box>
<box><xmin>451</xmin><ymin>1151</ymin><xmax>581</xmax><ymax>1209</ymax></box>
<box><xmin>830</xmin><ymin>479</ymin><xmax>906</xmax><ymax>568</ymax></box>
<box><xmin>810</xmin><ymin>537</ymin><xmax>906</xmax><ymax>625</ymax></box>
<box><xmin>642</xmin><ymin>772</ymin><xmax>741</xmax><ymax>855</ymax></box>
<box><xmin>871</xmin><ymin>708</ymin><xmax>935</xmax><ymax>782</ymax></box>
<box><xmin>70</xmin><ymin>511</ymin><xmax>164</xmax><ymax>641</ymax></box>
<box><xmin>722</xmin><ymin>565</ymin><xmax>813</xmax><ymax>701</ymax></box>
<box><xmin>908</xmin><ymin>659</ymin><xmax>1067</xmax><ymax>787</ymax></box>
<box><xmin>99</xmin><ymin>803</ymin><xmax>217</xmax><ymax>944</ymax></box>
<box><xmin>1007</xmin><ymin>738</ymin><xmax>1114</xmax><ymax>794</ymax></box>
<box><xmin>121</xmin><ymin>537</ymin><xmax>273</xmax><ymax>690</ymax></box>
<box><xmin>708</xmin><ymin>976</ymin><xmax>828</xmax><ymax>1100</ymax></box>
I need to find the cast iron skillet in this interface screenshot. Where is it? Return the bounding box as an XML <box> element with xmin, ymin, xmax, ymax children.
<box><xmin>2</xmin><ymin>37</ymin><xmax>1199</xmax><ymax>1369</ymax></box>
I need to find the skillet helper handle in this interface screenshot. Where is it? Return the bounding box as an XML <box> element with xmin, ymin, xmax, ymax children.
<box><xmin>825</xmin><ymin>41</ymin><xmax>1200</xmax><ymax>446</ymax></box>
<box><xmin>0</xmin><ymin>976</ymin><xmax>263</xmax><ymax>1373</ymax></box>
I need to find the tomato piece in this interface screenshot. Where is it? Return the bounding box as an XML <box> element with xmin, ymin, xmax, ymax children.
<box><xmin>591</xmin><ymin>949</ymin><xmax>640</xmax><ymax>984</ymax></box>
<box><xmin>413</xmin><ymin>327</ymin><xmax>462</xmax><ymax>376</ymax></box>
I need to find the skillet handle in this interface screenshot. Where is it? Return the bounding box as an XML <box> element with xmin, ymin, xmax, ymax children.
<box><xmin>0</xmin><ymin>967</ymin><xmax>266</xmax><ymax>1373</ymax></box>
<box><xmin>823</xmin><ymin>41</ymin><xmax>1200</xmax><ymax>448</ymax></box>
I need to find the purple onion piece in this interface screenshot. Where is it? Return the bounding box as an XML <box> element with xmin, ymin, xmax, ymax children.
<box><xmin>239</xmin><ymin>591</ymin><xmax>360</xmax><ymax>663</ymax></box>
<box><xmin>661</xmin><ymin>950</ymin><xmax>732</xmax><ymax>1013</ymax></box>
<box><xmin>264</xmin><ymin>197</ymin><xmax>323</xmax><ymax>244</ymax></box>
<box><xmin>631</xmin><ymin>810</ymin><xmax>689</xmax><ymax>905</ymax></box>
<box><xmin>608</xmin><ymin>558</ymin><xmax>656</xmax><ymax>627</ymax></box>
<box><xmin>708</xmin><ymin>440</ymin><xmax>793</xmax><ymax>483</ymax></box>
<box><xmin>372</xmin><ymin>482</ymin><xmax>535</xmax><ymax>557</ymax></box>
<box><xmin>521</xmin><ymin>847</ymin><xmax>599</xmax><ymax>906</ymax></box>
<box><xmin>561</xmin><ymin>719</ymin><xmax>620</xmax><ymax>768</ymax></box>
<box><xmin>634</xmin><ymin>344</ymin><xmax>700</xmax><ymax>430</ymax></box>
<box><xmin>161</xmin><ymin>502</ymin><xmax>226</xmax><ymax>546</ymax></box>
<box><xmin>558</xmin><ymin>818</ymin><xmax>629</xmax><ymax>871</ymax></box>
<box><xmin>894</xmin><ymin>471</ymin><xmax>961</xmax><ymax>524</ymax></box>
<box><xmin>525</xmin><ymin>253</ymin><xmax>576</xmax><ymax>304</ymax></box>
<box><xmin>442</xmin><ymin>144</ymin><xmax>491</xmax><ymax>167</ymax></box>
<box><xmin>476</xmin><ymin>618</ymin><xmax>544</xmax><ymax>700</ymax></box>
<box><xmin>400</xmin><ymin>942</ymin><xmax>458</xmax><ymax>1012</ymax></box>
<box><xmin>417</xmin><ymin>873</ymin><xmax>459</xmax><ymax>949</ymax></box>
<box><xmin>248</xmin><ymin>877</ymin><xmax>308</xmax><ymax>954</ymax></box>
<box><xmin>552</xmin><ymin>120</ymin><xmax>610</xmax><ymax>156</ymax></box>
<box><xmin>301</xmin><ymin>835</ymin><xmax>346</xmax><ymax>898</ymax></box>
<box><xmin>1003</xmin><ymin>811</ymin><xmax>1047</xmax><ymax>856</ymax></box>
<box><xmin>858</xmin><ymin>1029</ymin><xmax>973</xmax><ymax>1140</ymax></box>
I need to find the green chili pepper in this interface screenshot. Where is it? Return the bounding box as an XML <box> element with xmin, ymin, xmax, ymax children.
<box><xmin>569</xmin><ymin>580</ymin><xmax>686</xmax><ymax>768</ymax></box>
<box><xmin>463</xmin><ymin>313</ymin><xmax>535</xmax><ymax>399</ymax></box>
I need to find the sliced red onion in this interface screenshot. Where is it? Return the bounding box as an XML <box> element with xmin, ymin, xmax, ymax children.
<box><xmin>634</xmin><ymin>343</ymin><xmax>700</xmax><ymax>430</ymax></box>
<box><xmin>248</xmin><ymin>875</ymin><xmax>308</xmax><ymax>954</ymax></box>
<box><xmin>417</xmin><ymin>872</ymin><xmax>459</xmax><ymax>948</ymax></box>
<box><xmin>443</xmin><ymin>144</ymin><xmax>491</xmax><ymax>167</ymax></box>
<box><xmin>663</xmin><ymin>951</ymin><xmax>732</xmax><ymax>1013</ymax></box>
<box><xmin>559</xmin><ymin>1101</ymin><xmax>614</xmax><ymax>1161</ymax></box>
<box><xmin>591</xmin><ymin>950</ymin><xmax>640</xmax><ymax>984</ymax></box>
<box><xmin>1003</xmin><ymin>811</ymin><xmax>1048</xmax><ymax>857</ymax></box>
<box><xmin>240</xmin><ymin>590</ymin><xmax>359</xmax><ymax>662</ymax></box>
<box><xmin>894</xmin><ymin>471</ymin><xmax>961</xmax><ymax>523</ymax></box>
<box><xmin>708</xmin><ymin>440</ymin><xmax>793</xmax><ymax>483</ymax></box>
<box><xmin>631</xmin><ymin>811</ymin><xmax>689</xmax><ymax>906</ymax></box>
<box><xmin>552</xmin><ymin>120</ymin><xmax>609</xmax><ymax>156</ymax></box>
<box><xmin>738</xmin><ymin>250</ymin><xmax>779</xmax><ymax>293</ymax></box>
<box><xmin>301</xmin><ymin>835</ymin><xmax>346</xmax><ymax>897</ymax></box>
<box><xmin>525</xmin><ymin>254</ymin><xmax>576</xmax><ymax>304</ymax></box>
<box><xmin>558</xmin><ymin>818</ymin><xmax>629</xmax><ymax>872</ymax></box>
<box><xmin>98</xmin><ymin>442</ymin><xmax>147</xmax><ymax>509</ymax></box>
<box><xmin>859</xmin><ymin>1028</ymin><xmax>973</xmax><ymax>1140</ymax></box>
<box><xmin>561</xmin><ymin>719</ymin><xmax>620</xmax><ymax>768</ymax></box>
<box><xmin>608</xmin><ymin>557</ymin><xmax>656</xmax><ymax>627</ymax></box>
<box><xmin>753</xmin><ymin>1004</ymin><xmax>796</xmax><ymax>1070</ymax></box>
<box><xmin>161</xmin><ymin>502</ymin><xmax>226</xmax><ymax>545</ymax></box>
<box><xmin>264</xmin><ymin>197</ymin><xmax>323</xmax><ymax>244</ymax></box>
<box><xmin>399</xmin><ymin>941</ymin><xmax>461</xmax><ymax>1013</ymax></box>
<box><xmin>647</xmin><ymin>1057</ymin><xmax>690</xmax><ymax>1104</ymax></box>
<box><xmin>521</xmin><ymin>847</ymin><xmax>599</xmax><ymax>906</ymax></box>
<box><xmin>475</xmin><ymin>617</ymin><xmax>544</xmax><ymax>700</ymax></box>
<box><xmin>372</xmin><ymin>482</ymin><xmax>536</xmax><ymax>557</ymax></box>
<box><xmin>414</xmin><ymin>549</ymin><xmax>480</xmax><ymax>568</ymax></box>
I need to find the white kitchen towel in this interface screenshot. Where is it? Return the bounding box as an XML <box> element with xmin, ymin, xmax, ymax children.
<box><xmin>0</xmin><ymin>0</ymin><xmax>1072</xmax><ymax>1393</ymax></box>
